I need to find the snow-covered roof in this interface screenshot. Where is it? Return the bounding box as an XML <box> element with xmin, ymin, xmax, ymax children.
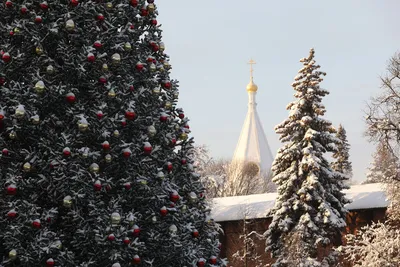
<box><xmin>211</xmin><ymin>183</ymin><xmax>389</xmax><ymax>222</ymax></box>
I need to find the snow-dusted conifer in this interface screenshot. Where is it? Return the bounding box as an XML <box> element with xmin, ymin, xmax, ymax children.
<box><xmin>331</xmin><ymin>124</ymin><xmax>353</xmax><ymax>178</ymax></box>
<box><xmin>265</xmin><ymin>49</ymin><xmax>350</xmax><ymax>266</ymax></box>
<box><xmin>365</xmin><ymin>141</ymin><xmax>398</xmax><ymax>184</ymax></box>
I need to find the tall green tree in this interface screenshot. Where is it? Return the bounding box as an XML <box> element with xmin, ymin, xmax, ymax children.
<box><xmin>265</xmin><ymin>49</ymin><xmax>350</xmax><ymax>266</ymax></box>
<box><xmin>0</xmin><ymin>1</ymin><xmax>222</xmax><ymax>266</ymax></box>
<box><xmin>331</xmin><ymin>124</ymin><xmax>353</xmax><ymax>179</ymax></box>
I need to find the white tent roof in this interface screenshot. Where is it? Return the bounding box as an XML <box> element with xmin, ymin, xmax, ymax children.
<box><xmin>211</xmin><ymin>183</ymin><xmax>389</xmax><ymax>222</ymax></box>
<box><xmin>232</xmin><ymin>81</ymin><xmax>273</xmax><ymax>173</ymax></box>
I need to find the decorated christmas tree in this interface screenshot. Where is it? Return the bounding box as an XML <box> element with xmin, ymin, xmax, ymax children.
<box><xmin>265</xmin><ymin>49</ymin><xmax>350</xmax><ymax>266</ymax></box>
<box><xmin>0</xmin><ymin>1</ymin><xmax>223</xmax><ymax>266</ymax></box>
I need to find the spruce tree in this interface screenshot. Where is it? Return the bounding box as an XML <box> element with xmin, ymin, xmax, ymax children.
<box><xmin>265</xmin><ymin>49</ymin><xmax>350</xmax><ymax>266</ymax></box>
<box><xmin>365</xmin><ymin>141</ymin><xmax>398</xmax><ymax>184</ymax></box>
<box><xmin>0</xmin><ymin>1</ymin><xmax>222</xmax><ymax>266</ymax></box>
<box><xmin>331</xmin><ymin>124</ymin><xmax>353</xmax><ymax>178</ymax></box>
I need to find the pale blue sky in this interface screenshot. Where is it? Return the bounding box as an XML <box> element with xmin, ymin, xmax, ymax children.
<box><xmin>157</xmin><ymin>1</ymin><xmax>400</xmax><ymax>183</ymax></box>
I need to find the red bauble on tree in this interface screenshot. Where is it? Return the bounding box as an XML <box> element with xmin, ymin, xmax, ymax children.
<box><xmin>135</xmin><ymin>62</ymin><xmax>144</xmax><ymax>71</ymax></box>
<box><xmin>46</xmin><ymin>258</ymin><xmax>54</xmax><ymax>267</ymax></box>
<box><xmin>181</xmin><ymin>158</ymin><xmax>187</xmax><ymax>165</ymax></box>
<box><xmin>160</xmin><ymin>112</ymin><xmax>168</xmax><ymax>122</ymax></box>
<box><xmin>99</xmin><ymin>76</ymin><xmax>107</xmax><ymax>84</ymax></box>
<box><xmin>63</xmin><ymin>147</ymin><xmax>71</xmax><ymax>157</ymax></box>
<box><xmin>6</xmin><ymin>184</ymin><xmax>16</xmax><ymax>195</ymax></box>
<box><xmin>162</xmin><ymin>80</ymin><xmax>171</xmax><ymax>89</ymax></box>
<box><xmin>132</xmin><ymin>255</ymin><xmax>141</xmax><ymax>265</ymax></box>
<box><xmin>132</xmin><ymin>225</ymin><xmax>140</xmax><ymax>237</ymax></box>
<box><xmin>93</xmin><ymin>41</ymin><xmax>102</xmax><ymax>49</ymax></box>
<box><xmin>66</xmin><ymin>92</ymin><xmax>76</xmax><ymax>103</ymax></box>
<box><xmin>130</xmin><ymin>0</ymin><xmax>138</xmax><ymax>7</ymax></box>
<box><xmin>96</xmin><ymin>14</ymin><xmax>105</xmax><ymax>21</ymax></box>
<box><xmin>178</xmin><ymin>113</ymin><xmax>185</xmax><ymax>119</ymax></box>
<box><xmin>123</xmin><ymin>237</ymin><xmax>130</xmax><ymax>245</ymax></box>
<box><xmin>5</xmin><ymin>1</ymin><xmax>12</xmax><ymax>8</ymax></box>
<box><xmin>94</xmin><ymin>180</ymin><xmax>102</xmax><ymax>191</ymax></box>
<box><xmin>170</xmin><ymin>191</ymin><xmax>179</xmax><ymax>202</ymax></box>
<box><xmin>87</xmin><ymin>53</ymin><xmax>95</xmax><ymax>62</ymax></box>
<box><xmin>160</xmin><ymin>206</ymin><xmax>168</xmax><ymax>216</ymax></box>
<box><xmin>169</xmin><ymin>138</ymin><xmax>176</xmax><ymax>148</ymax></box>
<box><xmin>125</xmin><ymin>110</ymin><xmax>136</xmax><ymax>120</ymax></box>
<box><xmin>166</xmin><ymin>162</ymin><xmax>173</xmax><ymax>172</ymax></box>
<box><xmin>209</xmin><ymin>256</ymin><xmax>217</xmax><ymax>264</ymax></box>
<box><xmin>192</xmin><ymin>229</ymin><xmax>199</xmax><ymax>238</ymax></box>
<box><xmin>102</xmin><ymin>141</ymin><xmax>110</xmax><ymax>150</ymax></box>
<box><xmin>143</xmin><ymin>142</ymin><xmax>152</xmax><ymax>155</ymax></box>
<box><xmin>20</xmin><ymin>5</ymin><xmax>28</xmax><ymax>14</ymax></box>
<box><xmin>2</xmin><ymin>148</ymin><xmax>9</xmax><ymax>155</ymax></box>
<box><xmin>32</xmin><ymin>219</ymin><xmax>41</xmax><ymax>229</ymax></box>
<box><xmin>140</xmin><ymin>7</ymin><xmax>148</xmax><ymax>17</ymax></box>
<box><xmin>122</xmin><ymin>148</ymin><xmax>132</xmax><ymax>158</ymax></box>
<box><xmin>197</xmin><ymin>258</ymin><xmax>206</xmax><ymax>267</ymax></box>
<box><xmin>96</xmin><ymin>111</ymin><xmax>103</xmax><ymax>119</ymax></box>
<box><xmin>0</xmin><ymin>77</ymin><xmax>5</xmax><ymax>86</ymax></box>
<box><xmin>70</xmin><ymin>0</ymin><xmax>79</xmax><ymax>6</ymax></box>
<box><xmin>7</xmin><ymin>209</ymin><xmax>17</xmax><ymax>219</ymax></box>
<box><xmin>40</xmin><ymin>2</ymin><xmax>49</xmax><ymax>10</ymax></box>
<box><xmin>2</xmin><ymin>53</ymin><xmax>11</xmax><ymax>63</ymax></box>
<box><xmin>35</xmin><ymin>16</ymin><xmax>43</xmax><ymax>23</ymax></box>
<box><xmin>124</xmin><ymin>182</ymin><xmax>131</xmax><ymax>190</ymax></box>
<box><xmin>107</xmin><ymin>234</ymin><xmax>115</xmax><ymax>241</ymax></box>
<box><xmin>151</xmin><ymin>19</ymin><xmax>157</xmax><ymax>26</ymax></box>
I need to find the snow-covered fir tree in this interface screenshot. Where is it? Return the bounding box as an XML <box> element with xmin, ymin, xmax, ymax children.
<box><xmin>364</xmin><ymin>141</ymin><xmax>398</xmax><ymax>184</ymax></box>
<box><xmin>265</xmin><ymin>48</ymin><xmax>350</xmax><ymax>267</ymax></box>
<box><xmin>331</xmin><ymin>124</ymin><xmax>353</xmax><ymax>179</ymax></box>
<box><xmin>0</xmin><ymin>1</ymin><xmax>224</xmax><ymax>266</ymax></box>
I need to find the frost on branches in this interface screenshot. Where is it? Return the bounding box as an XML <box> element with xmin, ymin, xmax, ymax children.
<box><xmin>0</xmin><ymin>1</ymin><xmax>224</xmax><ymax>266</ymax></box>
<box><xmin>331</xmin><ymin>124</ymin><xmax>353</xmax><ymax>179</ymax></box>
<box><xmin>364</xmin><ymin>141</ymin><xmax>398</xmax><ymax>184</ymax></box>
<box><xmin>265</xmin><ymin>49</ymin><xmax>350</xmax><ymax>267</ymax></box>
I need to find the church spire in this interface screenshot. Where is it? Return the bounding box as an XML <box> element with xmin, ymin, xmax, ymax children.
<box><xmin>232</xmin><ymin>59</ymin><xmax>273</xmax><ymax>176</ymax></box>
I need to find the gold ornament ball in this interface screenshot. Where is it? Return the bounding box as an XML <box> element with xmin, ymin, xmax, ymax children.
<box><xmin>63</xmin><ymin>196</ymin><xmax>72</xmax><ymax>208</ymax></box>
<box><xmin>46</xmin><ymin>65</ymin><xmax>55</xmax><ymax>74</ymax></box>
<box><xmin>23</xmin><ymin>162</ymin><xmax>31</xmax><ymax>172</ymax></box>
<box><xmin>140</xmin><ymin>180</ymin><xmax>147</xmax><ymax>185</ymax></box>
<box><xmin>89</xmin><ymin>163</ymin><xmax>100</xmax><ymax>173</ymax></box>
<box><xmin>105</xmin><ymin>154</ymin><xmax>112</xmax><ymax>163</ymax></box>
<box><xmin>53</xmin><ymin>240</ymin><xmax>62</xmax><ymax>249</ymax></box>
<box><xmin>31</xmin><ymin>115</ymin><xmax>40</xmax><ymax>125</ymax></box>
<box><xmin>82</xmin><ymin>152</ymin><xmax>88</xmax><ymax>158</ymax></box>
<box><xmin>106</xmin><ymin>2</ymin><xmax>113</xmax><ymax>9</ymax></box>
<box><xmin>113</xmin><ymin>130</ymin><xmax>120</xmax><ymax>137</ymax></box>
<box><xmin>179</xmin><ymin>132</ymin><xmax>188</xmax><ymax>141</ymax></box>
<box><xmin>102</xmin><ymin>63</ymin><xmax>109</xmax><ymax>72</ymax></box>
<box><xmin>111</xmin><ymin>53</ymin><xmax>121</xmax><ymax>64</ymax></box>
<box><xmin>124</xmin><ymin>42</ymin><xmax>132</xmax><ymax>51</ymax></box>
<box><xmin>157</xmin><ymin>64</ymin><xmax>164</xmax><ymax>72</ymax></box>
<box><xmin>108</xmin><ymin>89</ymin><xmax>116</xmax><ymax>98</ymax></box>
<box><xmin>35</xmin><ymin>47</ymin><xmax>43</xmax><ymax>55</ymax></box>
<box><xmin>159</xmin><ymin>42</ymin><xmax>165</xmax><ymax>52</ymax></box>
<box><xmin>152</xmin><ymin>87</ymin><xmax>160</xmax><ymax>95</ymax></box>
<box><xmin>149</xmin><ymin>63</ymin><xmax>156</xmax><ymax>72</ymax></box>
<box><xmin>165</xmin><ymin>101</ymin><xmax>172</xmax><ymax>109</ymax></box>
<box><xmin>78</xmin><ymin>122</ymin><xmax>88</xmax><ymax>132</ymax></box>
<box><xmin>9</xmin><ymin>131</ymin><xmax>17</xmax><ymax>139</ymax></box>
<box><xmin>111</xmin><ymin>212</ymin><xmax>121</xmax><ymax>227</ymax></box>
<box><xmin>147</xmin><ymin>3</ymin><xmax>155</xmax><ymax>12</ymax></box>
<box><xmin>65</xmin><ymin>19</ymin><xmax>75</xmax><ymax>31</ymax></box>
<box><xmin>15</xmin><ymin>109</ymin><xmax>25</xmax><ymax>119</ymax></box>
<box><xmin>147</xmin><ymin>125</ymin><xmax>157</xmax><ymax>136</ymax></box>
<box><xmin>34</xmin><ymin>81</ymin><xmax>45</xmax><ymax>94</ymax></box>
<box><xmin>8</xmin><ymin>249</ymin><xmax>17</xmax><ymax>260</ymax></box>
<box><xmin>163</xmin><ymin>61</ymin><xmax>170</xmax><ymax>69</ymax></box>
<box><xmin>173</xmin><ymin>91</ymin><xmax>179</xmax><ymax>98</ymax></box>
<box><xmin>13</xmin><ymin>27</ymin><xmax>20</xmax><ymax>34</ymax></box>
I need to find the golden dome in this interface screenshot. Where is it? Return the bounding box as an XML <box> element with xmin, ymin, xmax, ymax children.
<box><xmin>246</xmin><ymin>78</ymin><xmax>258</xmax><ymax>92</ymax></box>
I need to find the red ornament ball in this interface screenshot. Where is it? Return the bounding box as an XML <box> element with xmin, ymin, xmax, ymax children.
<box><xmin>70</xmin><ymin>0</ymin><xmax>79</xmax><ymax>6</ymax></box>
<box><xmin>40</xmin><ymin>2</ymin><xmax>49</xmax><ymax>10</ymax></box>
<box><xmin>2</xmin><ymin>148</ymin><xmax>9</xmax><ymax>155</ymax></box>
<box><xmin>133</xmin><ymin>225</ymin><xmax>140</xmax><ymax>236</ymax></box>
<box><xmin>2</xmin><ymin>53</ymin><xmax>11</xmax><ymax>63</ymax></box>
<box><xmin>122</xmin><ymin>148</ymin><xmax>131</xmax><ymax>158</ymax></box>
<box><xmin>102</xmin><ymin>141</ymin><xmax>110</xmax><ymax>150</ymax></box>
<box><xmin>99</xmin><ymin>76</ymin><xmax>107</xmax><ymax>84</ymax></box>
<box><xmin>6</xmin><ymin>184</ymin><xmax>16</xmax><ymax>195</ymax></box>
<box><xmin>66</xmin><ymin>93</ymin><xmax>76</xmax><ymax>103</ymax></box>
<box><xmin>160</xmin><ymin>206</ymin><xmax>168</xmax><ymax>216</ymax></box>
<box><xmin>5</xmin><ymin>1</ymin><xmax>13</xmax><ymax>8</ymax></box>
<box><xmin>209</xmin><ymin>256</ymin><xmax>217</xmax><ymax>264</ymax></box>
<box><xmin>63</xmin><ymin>148</ymin><xmax>71</xmax><ymax>157</ymax></box>
<box><xmin>160</xmin><ymin>113</ymin><xmax>168</xmax><ymax>122</ymax></box>
<box><xmin>20</xmin><ymin>5</ymin><xmax>28</xmax><ymax>14</ymax></box>
<box><xmin>163</xmin><ymin>81</ymin><xmax>171</xmax><ymax>89</ymax></box>
<box><xmin>124</xmin><ymin>182</ymin><xmax>131</xmax><ymax>190</ymax></box>
<box><xmin>96</xmin><ymin>14</ymin><xmax>105</xmax><ymax>21</ymax></box>
<box><xmin>192</xmin><ymin>230</ymin><xmax>199</xmax><ymax>238</ymax></box>
<box><xmin>107</xmin><ymin>234</ymin><xmax>115</xmax><ymax>241</ymax></box>
<box><xmin>0</xmin><ymin>77</ymin><xmax>5</xmax><ymax>86</ymax></box>
<box><xmin>166</xmin><ymin>162</ymin><xmax>173</xmax><ymax>172</ymax></box>
<box><xmin>96</xmin><ymin>111</ymin><xmax>103</xmax><ymax>119</ymax></box>
<box><xmin>46</xmin><ymin>258</ymin><xmax>55</xmax><ymax>267</ymax></box>
<box><xmin>87</xmin><ymin>53</ymin><xmax>95</xmax><ymax>62</ymax></box>
<box><xmin>35</xmin><ymin>16</ymin><xmax>43</xmax><ymax>23</ymax></box>
<box><xmin>130</xmin><ymin>0</ymin><xmax>138</xmax><ymax>7</ymax></box>
<box><xmin>151</xmin><ymin>19</ymin><xmax>157</xmax><ymax>26</ymax></box>
<box><xmin>123</xmin><ymin>237</ymin><xmax>130</xmax><ymax>245</ymax></box>
<box><xmin>169</xmin><ymin>138</ymin><xmax>176</xmax><ymax>147</ymax></box>
<box><xmin>132</xmin><ymin>255</ymin><xmax>141</xmax><ymax>265</ymax></box>
<box><xmin>121</xmin><ymin>119</ymin><xmax>127</xmax><ymax>127</ymax></box>
<box><xmin>181</xmin><ymin>158</ymin><xmax>187</xmax><ymax>165</ymax></box>
<box><xmin>93</xmin><ymin>41</ymin><xmax>102</xmax><ymax>49</ymax></box>
<box><xmin>135</xmin><ymin>62</ymin><xmax>144</xmax><ymax>71</ymax></box>
<box><xmin>143</xmin><ymin>142</ymin><xmax>152</xmax><ymax>155</ymax></box>
<box><xmin>7</xmin><ymin>210</ymin><xmax>17</xmax><ymax>219</ymax></box>
<box><xmin>32</xmin><ymin>219</ymin><xmax>41</xmax><ymax>229</ymax></box>
<box><xmin>129</xmin><ymin>85</ymin><xmax>134</xmax><ymax>91</ymax></box>
<box><xmin>197</xmin><ymin>259</ymin><xmax>206</xmax><ymax>267</ymax></box>
<box><xmin>179</xmin><ymin>113</ymin><xmax>185</xmax><ymax>119</ymax></box>
<box><xmin>125</xmin><ymin>111</ymin><xmax>136</xmax><ymax>120</ymax></box>
<box><xmin>140</xmin><ymin>8</ymin><xmax>148</xmax><ymax>17</ymax></box>
<box><xmin>94</xmin><ymin>181</ymin><xmax>102</xmax><ymax>191</ymax></box>
<box><xmin>170</xmin><ymin>191</ymin><xmax>179</xmax><ymax>202</ymax></box>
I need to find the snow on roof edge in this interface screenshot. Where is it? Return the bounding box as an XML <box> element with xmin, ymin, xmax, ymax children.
<box><xmin>210</xmin><ymin>183</ymin><xmax>389</xmax><ymax>222</ymax></box>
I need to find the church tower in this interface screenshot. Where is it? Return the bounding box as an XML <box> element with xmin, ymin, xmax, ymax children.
<box><xmin>232</xmin><ymin>60</ymin><xmax>274</xmax><ymax>176</ymax></box>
